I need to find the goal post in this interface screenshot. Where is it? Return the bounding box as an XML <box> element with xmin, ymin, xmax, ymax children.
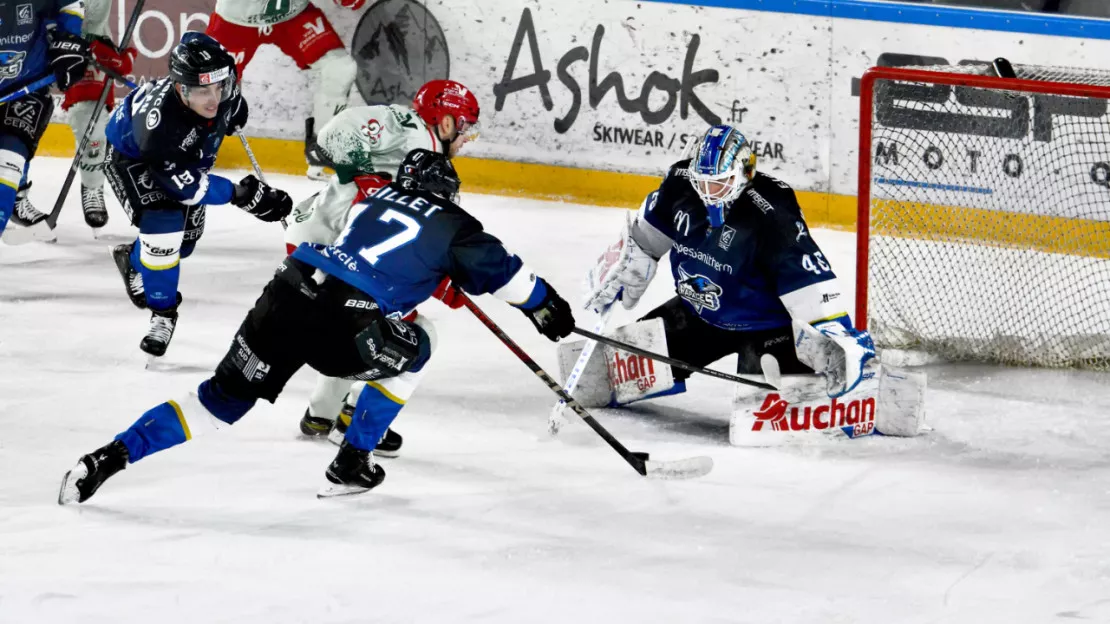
<box><xmin>855</xmin><ymin>64</ymin><xmax>1110</xmax><ymax>370</ymax></box>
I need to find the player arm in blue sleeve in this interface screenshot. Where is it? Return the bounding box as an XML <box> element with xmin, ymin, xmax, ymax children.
<box><xmin>148</xmin><ymin>162</ymin><xmax>236</xmax><ymax>206</ymax></box>
<box><xmin>52</xmin><ymin>0</ymin><xmax>85</xmax><ymax>35</ymax></box>
<box><xmin>444</xmin><ymin>218</ymin><xmax>574</xmax><ymax>341</ymax></box>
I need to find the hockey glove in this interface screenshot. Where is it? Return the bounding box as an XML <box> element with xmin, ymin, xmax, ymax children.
<box><xmin>232</xmin><ymin>175</ymin><xmax>293</xmax><ymax>222</ymax></box>
<box><xmin>226</xmin><ymin>96</ymin><xmax>249</xmax><ymax>135</ymax></box>
<box><xmin>335</xmin><ymin>0</ymin><xmax>367</xmax><ymax>8</ymax></box>
<box><xmin>792</xmin><ymin>318</ymin><xmax>876</xmax><ymax>398</ymax></box>
<box><xmin>432</xmin><ymin>276</ymin><xmax>465</xmax><ymax>309</ymax></box>
<box><xmin>48</xmin><ymin>31</ymin><xmax>90</xmax><ymax>92</ymax></box>
<box><xmin>521</xmin><ymin>279</ymin><xmax>575</xmax><ymax>342</ymax></box>
<box><xmin>584</xmin><ymin>212</ymin><xmax>657</xmax><ymax>314</ymax></box>
<box><xmin>89</xmin><ymin>37</ymin><xmax>135</xmax><ymax>75</ymax></box>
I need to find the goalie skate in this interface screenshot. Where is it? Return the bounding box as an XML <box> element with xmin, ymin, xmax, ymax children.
<box><xmin>317</xmin><ymin>441</ymin><xmax>386</xmax><ymax>498</ymax></box>
<box><xmin>58</xmin><ymin>440</ymin><xmax>129</xmax><ymax>505</ymax></box>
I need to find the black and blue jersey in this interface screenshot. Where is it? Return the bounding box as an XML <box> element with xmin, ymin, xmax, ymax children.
<box><xmin>294</xmin><ymin>183</ymin><xmax>545</xmax><ymax>316</ymax></box>
<box><xmin>0</xmin><ymin>0</ymin><xmax>82</xmax><ymax>92</ymax></box>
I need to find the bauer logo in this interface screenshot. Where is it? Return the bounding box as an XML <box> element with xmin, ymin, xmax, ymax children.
<box><xmin>350</xmin><ymin>0</ymin><xmax>449</xmax><ymax>106</ymax></box>
<box><xmin>750</xmin><ymin>393</ymin><xmax>877</xmax><ymax>438</ymax></box>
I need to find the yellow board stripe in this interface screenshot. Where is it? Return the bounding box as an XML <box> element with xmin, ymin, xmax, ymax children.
<box><xmin>140</xmin><ymin>257</ymin><xmax>180</xmax><ymax>271</ymax></box>
<box><xmin>366</xmin><ymin>381</ymin><xmax>405</xmax><ymax>405</ymax></box>
<box><xmin>168</xmin><ymin>400</ymin><xmax>192</xmax><ymax>441</ymax></box>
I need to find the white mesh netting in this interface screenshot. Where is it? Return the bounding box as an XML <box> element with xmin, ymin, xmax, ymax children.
<box><xmin>862</xmin><ymin>63</ymin><xmax>1110</xmax><ymax>370</ymax></box>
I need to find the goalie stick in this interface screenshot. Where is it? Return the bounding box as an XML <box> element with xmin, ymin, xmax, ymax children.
<box><xmin>458</xmin><ymin>292</ymin><xmax>713</xmax><ymax>480</ymax></box>
<box><xmin>47</xmin><ymin>0</ymin><xmax>147</xmax><ymax>229</ymax></box>
<box><xmin>547</xmin><ymin>301</ymin><xmax>615</xmax><ymax>435</ymax></box>
<box><xmin>236</xmin><ymin>129</ymin><xmax>288</xmax><ymax>229</ymax></box>
<box><xmin>572</xmin><ymin>327</ymin><xmax>777</xmax><ymax>391</ymax></box>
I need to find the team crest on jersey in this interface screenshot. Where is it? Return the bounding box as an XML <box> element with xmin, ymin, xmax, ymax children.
<box><xmin>718</xmin><ymin>225</ymin><xmax>736</xmax><ymax>250</ymax></box>
<box><xmin>16</xmin><ymin>4</ymin><xmax>32</xmax><ymax>26</ymax></box>
<box><xmin>0</xmin><ymin>50</ymin><xmax>26</xmax><ymax>80</ymax></box>
<box><xmin>361</xmin><ymin>119</ymin><xmax>383</xmax><ymax>144</ymax></box>
<box><xmin>677</xmin><ymin>266</ymin><xmax>723</xmax><ymax>313</ymax></box>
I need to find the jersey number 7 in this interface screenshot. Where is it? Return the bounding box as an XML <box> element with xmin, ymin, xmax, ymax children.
<box><xmin>335</xmin><ymin>208</ymin><xmax>422</xmax><ymax>265</ymax></box>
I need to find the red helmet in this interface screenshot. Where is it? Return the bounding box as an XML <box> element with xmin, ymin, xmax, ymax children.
<box><xmin>413</xmin><ymin>80</ymin><xmax>480</xmax><ymax>130</ymax></box>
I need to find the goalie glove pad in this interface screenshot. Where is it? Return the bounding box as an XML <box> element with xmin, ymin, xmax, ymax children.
<box><xmin>432</xmin><ymin>276</ymin><xmax>464</xmax><ymax>309</ymax></box>
<box><xmin>520</xmin><ymin>279</ymin><xmax>575</xmax><ymax>342</ymax></box>
<box><xmin>232</xmin><ymin>175</ymin><xmax>293</xmax><ymax>222</ymax></box>
<box><xmin>792</xmin><ymin>318</ymin><xmax>876</xmax><ymax>399</ymax></box>
<box><xmin>583</xmin><ymin>212</ymin><xmax>658</xmax><ymax>314</ymax></box>
<box><xmin>48</xmin><ymin>30</ymin><xmax>90</xmax><ymax>92</ymax></box>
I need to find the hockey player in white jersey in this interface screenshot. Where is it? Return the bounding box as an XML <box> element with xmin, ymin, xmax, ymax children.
<box><xmin>205</xmin><ymin>0</ymin><xmax>361</xmax><ymax>179</ymax></box>
<box><xmin>290</xmin><ymin>79</ymin><xmax>481</xmax><ymax>453</ymax></box>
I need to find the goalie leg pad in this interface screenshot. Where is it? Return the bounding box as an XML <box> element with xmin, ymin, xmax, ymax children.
<box><xmin>555</xmin><ymin>318</ymin><xmax>676</xmax><ymax>408</ymax></box>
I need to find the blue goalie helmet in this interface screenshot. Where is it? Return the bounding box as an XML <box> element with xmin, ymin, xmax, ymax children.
<box><xmin>685</xmin><ymin>124</ymin><xmax>757</xmax><ymax>227</ymax></box>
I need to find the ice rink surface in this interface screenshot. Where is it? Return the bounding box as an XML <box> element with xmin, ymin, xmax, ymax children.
<box><xmin>2</xmin><ymin>158</ymin><xmax>1110</xmax><ymax>623</ymax></box>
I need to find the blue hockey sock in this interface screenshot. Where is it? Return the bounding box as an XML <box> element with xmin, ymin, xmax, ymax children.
<box><xmin>115</xmin><ymin>401</ymin><xmax>192</xmax><ymax>463</ymax></box>
<box><xmin>345</xmin><ymin>381</ymin><xmax>407</xmax><ymax>452</ymax></box>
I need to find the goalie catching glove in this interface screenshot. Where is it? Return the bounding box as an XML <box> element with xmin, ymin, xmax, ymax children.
<box><xmin>793</xmin><ymin>318</ymin><xmax>876</xmax><ymax>398</ymax></box>
<box><xmin>584</xmin><ymin>212</ymin><xmax>658</xmax><ymax>314</ymax></box>
<box><xmin>232</xmin><ymin>175</ymin><xmax>293</xmax><ymax>222</ymax></box>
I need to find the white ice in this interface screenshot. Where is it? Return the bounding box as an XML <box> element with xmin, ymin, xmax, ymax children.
<box><xmin>2</xmin><ymin>157</ymin><xmax>1109</xmax><ymax>623</ymax></box>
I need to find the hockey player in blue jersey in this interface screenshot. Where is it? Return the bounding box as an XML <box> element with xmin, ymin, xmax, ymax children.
<box><xmin>584</xmin><ymin>124</ymin><xmax>875</xmax><ymax>399</ymax></box>
<box><xmin>59</xmin><ymin>148</ymin><xmax>575</xmax><ymax>503</ymax></box>
<box><xmin>104</xmin><ymin>32</ymin><xmax>293</xmax><ymax>357</ymax></box>
<box><xmin>0</xmin><ymin>0</ymin><xmax>89</xmax><ymax>243</ymax></box>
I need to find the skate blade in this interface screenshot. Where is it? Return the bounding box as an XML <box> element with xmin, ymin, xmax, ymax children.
<box><xmin>547</xmin><ymin>403</ymin><xmax>570</xmax><ymax>436</ymax></box>
<box><xmin>58</xmin><ymin>463</ymin><xmax>88</xmax><ymax>505</ymax></box>
<box><xmin>643</xmin><ymin>455</ymin><xmax>714</xmax><ymax>480</ymax></box>
<box><xmin>374</xmin><ymin>448</ymin><xmax>400</xmax><ymax>459</ymax></box>
<box><xmin>317</xmin><ymin>483</ymin><xmax>373</xmax><ymax>499</ymax></box>
<box><xmin>2</xmin><ymin>222</ymin><xmax>56</xmax><ymax>245</ymax></box>
<box><xmin>89</xmin><ymin>226</ymin><xmax>102</xmax><ymax>240</ymax></box>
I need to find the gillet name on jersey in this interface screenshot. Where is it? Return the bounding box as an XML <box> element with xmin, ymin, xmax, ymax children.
<box><xmin>370</xmin><ymin>186</ymin><xmax>444</xmax><ymax>218</ymax></box>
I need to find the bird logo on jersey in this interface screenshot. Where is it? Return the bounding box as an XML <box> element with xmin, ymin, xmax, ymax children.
<box><xmin>676</xmin><ymin>266</ymin><xmax>723</xmax><ymax>312</ymax></box>
<box><xmin>0</xmin><ymin>50</ymin><xmax>26</xmax><ymax>80</ymax></box>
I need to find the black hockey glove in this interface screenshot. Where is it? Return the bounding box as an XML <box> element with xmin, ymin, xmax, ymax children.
<box><xmin>47</xmin><ymin>30</ymin><xmax>90</xmax><ymax>91</ymax></box>
<box><xmin>231</xmin><ymin>175</ymin><xmax>292</xmax><ymax>222</ymax></box>
<box><xmin>226</xmin><ymin>96</ymin><xmax>248</xmax><ymax>135</ymax></box>
<box><xmin>520</xmin><ymin>279</ymin><xmax>575</xmax><ymax>342</ymax></box>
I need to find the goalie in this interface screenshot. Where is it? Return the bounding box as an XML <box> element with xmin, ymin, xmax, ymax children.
<box><xmin>582</xmin><ymin>124</ymin><xmax>878</xmax><ymax>410</ymax></box>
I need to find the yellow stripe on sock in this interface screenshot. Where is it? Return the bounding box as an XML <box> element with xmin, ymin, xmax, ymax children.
<box><xmin>168</xmin><ymin>400</ymin><xmax>192</xmax><ymax>441</ymax></box>
<box><xmin>366</xmin><ymin>381</ymin><xmax>406</xmax><ymax>405</ymax></box>
<box><xmin>140</xmin><ymin>258</ymin><xmax>180</xmax><ymax>271</ymax></box>
<box><xmin>0</xmin><ymin>178</ymin><xmax>18</xmax><ymax>190</ymax></box>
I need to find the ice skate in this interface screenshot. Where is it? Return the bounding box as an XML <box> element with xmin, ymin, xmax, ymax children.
<box><xmin>58</xmin><ymin>440</ymin><xmax>129</xmax><ymax>505</ymax></box>
<box><xmin>318</xmin><ymin>441</ymin><xmax>386</xmax><ymax>498</ymax></box>
<box><xmin>81</xmin><ymin>184</ymin><xmax>108</xmax><ymax>230</ymax></box>
<box><xmin>140</xmin><ymin>295</ymin><xmax>181</xmax><ymax>357</ymax></box>
<box><xmin>325</xmin><ymin>398</ymin><xmax>403</xmax><ymax>457</ymax></box>
<box><xmin>298</xmin><ymin>408</ymin><xmax>333</xmax><ymax>437</ymax></box>
<box><xmin>111</xmin><ymin>242</ymin><xmax>147</xmax><ymax>309</ymax></box>
<box><xmin>304</xmin><ymin>117</ymin><xmax>331</xmax><ymax>181</ymax></box>
<box><xmin>3</xmin><ymin>182</ymin><xmax>56</xmax><ymax>244</ymax></box>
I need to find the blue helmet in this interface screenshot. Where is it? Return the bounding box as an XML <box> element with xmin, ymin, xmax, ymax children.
<box><xmin>685</xmin><ymin>125</ymin><xmax>757</xmax><ymax>227</ymax></box>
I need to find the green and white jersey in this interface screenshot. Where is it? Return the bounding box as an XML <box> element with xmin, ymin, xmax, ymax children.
<box><xmin>213</xmin><ymin>0</ymin><xmax>312</xmax><ymax>27</ymax></box>
<box><xmin>286</xmin><ymin>104</ymin><xmax>442</xmax><ymax>248</ymax></box>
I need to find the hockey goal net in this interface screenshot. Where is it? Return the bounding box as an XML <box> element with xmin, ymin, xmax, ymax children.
<box><xmin>856</xmin><ymin>63</ymin><xmax>1110</xmax><ymax>370</ymax></box>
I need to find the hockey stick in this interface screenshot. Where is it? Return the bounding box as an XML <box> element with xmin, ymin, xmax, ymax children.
<box><xmin>0</xmin><ymin>75</ymin><xmax>56</xmax><ymax>105</ymax></box>
<box><xmin>91</xmin><ymin>61</ymin><xmax>137</xmax><ymax>89</ymax></box>
<box><xmin>47</xmin><ymin>0</ymin><xmax>147</xmax><ymax>229</ymax></box>
<box><xmin>458</xmin><ymin>292</ymin><xmax>713</xmax><ymax>480</ymax></box>
<box><xmin>235</xmin><ymin>129</ymin><xmax>288</xmax><ymax>229</ymax></box>
<box><xmin>547</xmin><ymin>302</ymin><xmax>615</xmax><ymax>435</ymax></box>
<box><xmin>572</xmin><ymin>327</ymin><xmax>777</xmax><ymax>391</ymax></box>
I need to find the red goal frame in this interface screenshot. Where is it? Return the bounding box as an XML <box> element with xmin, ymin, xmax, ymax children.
<box><xmin>854</xmin><ymin>66</ymin><xmax>1110</xmax><ymax>331</ymax></box>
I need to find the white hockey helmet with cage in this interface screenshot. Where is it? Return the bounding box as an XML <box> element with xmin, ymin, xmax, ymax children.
<box><xmin>683</xmin><ymin>124</ymin><xmax>757</xmax><ymax>227</ymax></box>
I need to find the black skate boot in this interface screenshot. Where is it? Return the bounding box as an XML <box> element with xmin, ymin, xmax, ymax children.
<box><xmin>5</xmin><ymin>181</ymin><xmax>56</xmax><ymax>243</ymax></box>
<box><xmin>58</xmin><ymin>440</ymin><xmax>129</xmax><ymax>504</ymax></box>
<box><xmin>318</xmin><ymin>441</ymin><xmax>386</xmax><ymax>498</ymax></box>
<box><xmin>299</xmin><ymin>409</ymin><xmax>333</xmax><ymax>437</ymax></box>
<box><xmin>111</xmin><ymin>242</ymin><xmax>147</xmax><ymax>309</ymax></box>
<box><xmin>81</xmin><ymin>184</ymin><xmax>108</xmax><ymax>229</ymax></box>
<box><xmin>140</xmin><ymin>295</ymin><xmax>181</xmax><ymax>357</ymax></box>
<box><xmin>304</xmin><ymin>117</ymin><xmax>331</xmax><ymax>181</ymax></box>
<box><xmin>325</xmin><ymin>398</ymin><xmax>402</xmax><ymax>457</ymax></box>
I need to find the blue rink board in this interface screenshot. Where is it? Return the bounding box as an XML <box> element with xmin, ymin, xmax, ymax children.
<box><xmin>641</xmin><ymin>0</ymin><xmax>1110</xmax><ymax>40</ymax></box>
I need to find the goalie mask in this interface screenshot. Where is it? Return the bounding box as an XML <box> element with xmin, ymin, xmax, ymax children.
<box><xmin>685</xmin><ymin>125</ymin><xmax>757</xmax><ymax>228</ymax></box>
